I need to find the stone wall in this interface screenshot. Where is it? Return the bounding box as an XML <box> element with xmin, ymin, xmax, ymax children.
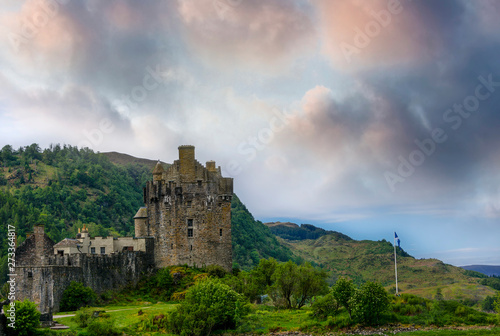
<box><xmin>15</xmin><ymin>236</ymin><xmax>155</xmax><ymax>313</ymax></box>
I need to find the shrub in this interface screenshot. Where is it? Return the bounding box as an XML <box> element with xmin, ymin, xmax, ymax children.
<box><xmin>6</xmin><ymin>300</ymin><xmax>40</xmax><ymax>336</ymax></box>
<box><xmin>167</xmin><ymin>279</ymin><xmax>250</xmax><ymax>335</ymax></box>
<box><xmin>73</xmin><ymin>307</ymin><xmax>93</xmax><ymax>328</ymax></box>
<box><xmin>87</xmin><ymin>318</ymin><xmax>121</xmax><ymax>336</ymax></box>
<box><xmin>206</xmin><ymin>265</ymin><xmax>228</xmax><ymax>279</ymax></box>
<box><xmin>352</xmin><ymin>282</ymin><xmax>390</xmax><ymax>325</ymax></box>
<box><xmin>311</xmin><ymin>293</ymin><xmax>339</xmax><ymax>320</ymax></box>
<box><xmin>60</xmin><ymin>281</ymin><xmax>96</xmax><ymax>312</ymax></box>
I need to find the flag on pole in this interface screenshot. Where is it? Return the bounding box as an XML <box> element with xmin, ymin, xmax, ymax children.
<box><xmin>395</xmin><ymin>232</ymin><xmax>400</xmax><ymax>248</ymax></box>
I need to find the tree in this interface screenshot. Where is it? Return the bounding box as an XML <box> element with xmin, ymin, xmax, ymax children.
<box><xmin>332</xmin><ymin>277</ymin><xmax>356</xmax><ymax>318</ymax></box>
<box><xmin>295</xmin><ymin>263</ymin><xmax>329</xmax><ymax>308</ymax></box>
<box><xmin>168</xmin><ymin>279</ymin><xmax>250</xmax><ymax>336</ymax></box>
<box><xmin>6</xmin><ymin>300</ymin><xmax>40</xmax><ymax>336</ymax></box>
<box><xmin>271</xmin><ymin>261</ymin><xmax>298</xmax><ymax>309</ymax></box>
<box><xmin>352</xmin><ymin>282</ymin><xmax>390</xmax><ymax>325</ymax></box>
<box><xmin>60</xmin><ymin>281</ymin><xmax>96</xmax><ymax>312</ymax></box>
<box><xmin>252</xmin><ymin>258</ymin><xmax>278</xmax><ymax>292</ymax></box>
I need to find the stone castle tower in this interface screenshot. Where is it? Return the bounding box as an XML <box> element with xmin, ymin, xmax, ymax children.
<box><xmin>134</xmin><ymin>145</ymin><xmax>233</xmax><ymax>271</ymax></box>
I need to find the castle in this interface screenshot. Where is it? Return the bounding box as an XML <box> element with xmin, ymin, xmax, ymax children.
<box><xmin>14</xmin><ymin>146</ymin><xmax>233</xmax><ymax>315</ymax></box>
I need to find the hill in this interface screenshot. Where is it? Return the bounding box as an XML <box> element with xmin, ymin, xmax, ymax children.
<box><xmin>462</xmin><ymin>265</ymin><xmax>500</xmax><ymax>277</ymax></box>
<box><xmin>101</xmin><ymin>151</ymin><xmax>168</xmax><ymax>170</ymax></box>
<box><xmin>271</xmin><ymin>222</ymin><xmax>497</xmax><ymax>301</ymax></box>
<box><xmin>265</xmin><ymin>221</ymin><xmax>352</xmax><ymax>241</ymax></box>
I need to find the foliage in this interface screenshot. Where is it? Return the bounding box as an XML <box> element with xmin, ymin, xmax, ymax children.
<box><xmin>311</xmin><ymin>293</ymin><xmax>339</xmax><ymax>320</ymax></box>
<box><xmin>271</xmin><ymin>261</ymin><xmax>297</xmax><ymax>309</ymax></box>
<box><xmin>5</xmin><ymin>300</ymin><xmax>40</xmax><ymax>336</ymax></box>
<box><xmin>270</xmin><ymin>261</ymin><xmax>328</xmax><ymax>309</ymax></box>
<box><xmin>351</xmin><ymin>281</ymin><xmax>390</xmax><ymax>325</ymax></box>
<box><xmin>73</xmin><ymin>307</ymin><xmax>94</xmax><ymax>328</ymax></box>
<box><xmin>60</xmin><ymin>281</ymin><xmax>97</xmax><ymax>312</ymax></box>
<box><xmin>481</xmin><ymin>276</ymin><xmax>500</xmax><ymax>291</ymax></box>
<box><xmin>231</xmin><ymin>195</ymin><xmax>294</xmax><ymax>269</ymax></box>
<box><xmin>167</xmin><ymin>279</ymin><xmax>250</xmax><ymax>335</ymax></box>
<box><xmin>331</xmin><ymin>277</ymin><xmax>356</xmax><ymax>318</ymax></box>
<box><xmin>205</xmin><ymin>264</ymin><xmax>228</xmax><ymax>279</ymax></box>
<box><xmin>294</xmin><ymin>262</ymin><xmax>329</xmax><ymax>308</ymax></box>
<box><xmin>482</xmin><ymin>295</ymin><xmax>496</xmax><ymax>312</ymax></box>
<box><xmin>86</xmin><ymin>318</ymin><xmax>120</xmax><ymax>336</ymax></box>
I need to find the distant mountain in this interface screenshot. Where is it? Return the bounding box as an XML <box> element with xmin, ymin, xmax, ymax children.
<box><xmin>101</xmin><ymin>151</ymin><xmax>169</xmax><ymax>169</ymax></box>
<box><xmin>264</xmin><ymin>221</ymin><xmax>352</xmax><ymax>241</ymax></box>
<box><xmin>461</xmin><ymin>265</ymin><xmax>500</xmax><ymax>277</ymax></box>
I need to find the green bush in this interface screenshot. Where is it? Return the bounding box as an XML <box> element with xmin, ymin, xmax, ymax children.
<box><xmin>5</xmin><ymin>300</ymin><xmax>40</xmax><ymax>336</ymax></box>
<box><xmin>73</xmin><ymin>307</ymin><xmax>93</xmax><ymax>328</ymax></box>
<box><xmin>352</xmin><ymin>282</ymin><xmax>390</xmax><ymax>325</ymax></box>
<box><xmin>206</xmin><ymin>265</ymin><xmax>228</xmax><ymax>279</ymax></box>
<box><xmin>167</xmin><ymin>279</ymin><xmax>250</xmax><ymax>335</ymax></box>
<box><xmin>86</xmin><ymin>318</ymin><xmax>121</xmax><ymax>336</ymax></box>
<box><xmin>60</xmin><ymin>282</ymin><xmax>96</xmax><ymax>312</ymax></box>
<box><xmin>311</xmin><ymin>293</ymin><xmax>338</xmax><ymax>320</ymax></box>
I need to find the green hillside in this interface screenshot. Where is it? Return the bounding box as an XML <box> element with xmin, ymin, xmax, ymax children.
<box><xmin>0</xmin><ymin>144</ymin><xmax>291</xmax><ymax>282</ymax></box>
<box><xmin>269</xmin><ymin>223</ymin><xmax>497</xmax><ymax>302</ymax></box>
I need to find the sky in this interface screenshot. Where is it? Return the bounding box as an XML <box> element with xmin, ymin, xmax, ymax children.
<box><xmin>1</xmin><ymin>0</ymin><xmax>500</xmax><ymax>266</ymax></box>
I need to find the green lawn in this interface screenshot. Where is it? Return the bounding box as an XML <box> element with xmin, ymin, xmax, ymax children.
<box><xmin>53</xmin><ymin>302</ymin><xmax>178</xmax><ymax>335</ymax></box>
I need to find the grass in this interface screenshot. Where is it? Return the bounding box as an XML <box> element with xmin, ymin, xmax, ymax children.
<box><xmin>53</xmin><ymin>302</ymin><xmax>178</xmax><ymax>335</ymax></box>
<box><xmin>46</xmin><ymin>301</ymin><xmax>499</xmax><ymax>335</ymax></box>
<box><xmin>392</xmin><ymin>327</ymin><xmax>500</xmax><ymax>335</ymax></box>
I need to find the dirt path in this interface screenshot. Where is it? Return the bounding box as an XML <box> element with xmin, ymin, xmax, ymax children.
<box><xmin>53</xmin><ymin>306</ymin><xmax>152</xmax><ymax>319</ymax></box>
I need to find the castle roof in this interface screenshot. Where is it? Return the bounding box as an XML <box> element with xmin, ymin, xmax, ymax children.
<box><xmin>152</xmin><ymin>161</ymin><xmax>164</xmax><ymax>175</ymax></box>
<box><xmin>54</xmin><ymin>238</ymin><xmax>80</xmax><ymax>248</ymax></box>
<box><xmin>134</xmin><ymin>207</ymin><xmax>148</xmax><ymax>219</ymax></box>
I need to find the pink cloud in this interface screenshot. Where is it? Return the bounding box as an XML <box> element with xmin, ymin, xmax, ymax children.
<box><xmin>314</xmin><ymin>0</ymin><xmax>441</xmax><ymax>71</ymax></box>
<box><xmin>176</xmin><ymin>0</ymin><xmax>315</xmax><ymax>70</ymax></box>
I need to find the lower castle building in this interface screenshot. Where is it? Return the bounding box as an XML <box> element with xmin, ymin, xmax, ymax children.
<box><xmin>14</xmin><ymin>146</ymin><xmax>233</xmax><ymax>314</ymax></box>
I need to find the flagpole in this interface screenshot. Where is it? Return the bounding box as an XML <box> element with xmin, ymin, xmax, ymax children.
<box><xmin>394</xmin><ymin>234</ymin><xmax>399</xmax><ymax>295</ymax></box>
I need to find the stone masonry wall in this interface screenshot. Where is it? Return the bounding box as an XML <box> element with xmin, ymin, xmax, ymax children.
<box><xmin>15</xmin><ymin>237</ymin><xmax>155</xmax><ymax>313</ymax></box>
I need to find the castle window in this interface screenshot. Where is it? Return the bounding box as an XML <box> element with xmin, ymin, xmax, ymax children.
<box><xmin>28</xmin><ymin>271</ymin><xmax>33</xmax><ymax>278</ymax></box>
<box><xmin>187</xmin><ymin>228</ymin><xmax>193</xmax><ymax>238</ymax></box>
<box><xmin>91</xmin><ymin>247</ymin><xmax>96</xmax><ymax>254</ymax></box>
<box><xmin>197</xmin><ymin>180</ymin><xmax>202</xmax><ymax>187</ymax></box>
<box><xmin>100</xmin><ymin>247</ymin><xmax>106</xmax><ymax>254</ymax></box>
<box><xmin>220</xmin><ymin>229</ymin><xmax>223</xmax><ymax>237</ymax></box>
<box><xmin>186</xmin><ymin>200</ymin><xmax>192</xmax><ymax>207</ymax></box>
<box><xmin>187</xmin><ymin>219</ymin><xmax>193</xmax><ymax>227</ymax></box>
<box><xmin>190</xmin><ymin>245</ymin><xmax>193</xmax><ymax>251</ymax></box>
<box><xmin>57</xmin><ymin>250</ymin><xmax>64</xmax><ymax>256</ymax></box>
<box><xmin>171</xmin><ymin>243</ymin><xmax>173</xmax><ymax>249</ymax></box>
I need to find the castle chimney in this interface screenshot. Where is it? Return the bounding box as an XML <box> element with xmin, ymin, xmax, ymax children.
<box><xmin>178</xmin><ymin>145</ymin><xmax>195</xmax><ymax>180</ymax></box>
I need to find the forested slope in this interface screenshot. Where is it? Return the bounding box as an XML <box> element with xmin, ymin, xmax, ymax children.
<box><xmin>0</xmin><ymin>144</ymin><xmax>293</xmax><ymax>283</ymax></box>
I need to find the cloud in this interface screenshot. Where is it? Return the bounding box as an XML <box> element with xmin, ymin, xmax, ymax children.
<box><xmin>176</xmin><ymin>0</ymin><xmax>315</xmax><ymax>71</ymax></box>
<box><xmin>315</xmin><ymin>0</ymin><xmax>467</xmax><ymax>71</ymax></box>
